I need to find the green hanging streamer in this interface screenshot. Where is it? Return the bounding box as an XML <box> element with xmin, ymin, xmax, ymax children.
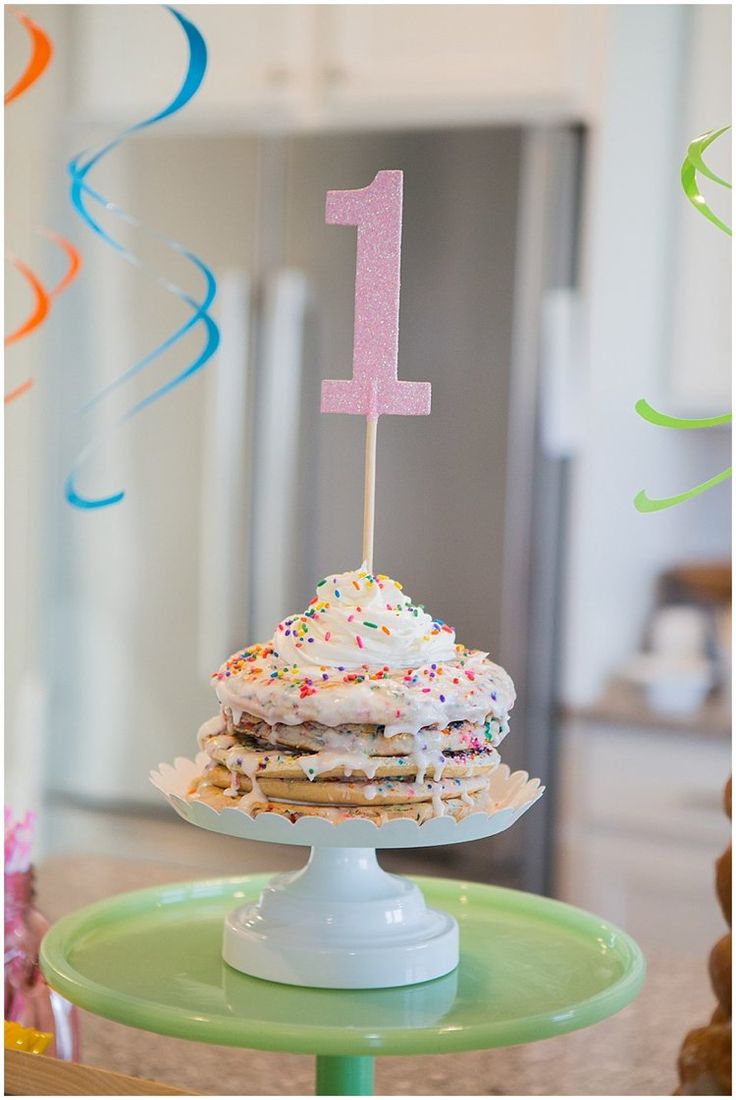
<box><xmin>680</xmin><ymin>125</ymin><xmax>731</xmax><ymax>235</ymax></box>
<box><xmin>634</xmin><ymin>399</ymin><xmax>731</xmax><ymax>430</ymax></box>
<box><xmin>634</xmin><ymin>467</ymin><xmax>732</xmax><ymax>513</ymax></box>
<box><xmin>634</xmin><ymin>126</ymin><xmax>731</xmax><ymax>513</ymax></box>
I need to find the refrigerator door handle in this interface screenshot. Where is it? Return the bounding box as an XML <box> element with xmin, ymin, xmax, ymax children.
<box><xmin>198</xmin><ymin>270</ymin><xmax>252</xmax><ymax>679</ymax></box>
<box><xmin>539</xmin><ymin>287</ymin><xmax>583</xmax><ymax>459</ymax></box>
<box><xmin>250</xmin><ymin>269</ymin><xmax>310</xmax><ymax>641</ymax></box>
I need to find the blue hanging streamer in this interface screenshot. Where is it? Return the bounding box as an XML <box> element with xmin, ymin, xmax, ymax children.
<box><xmin>65</xmin><ymin>5</ymin><xmax>220</xmax><ymax>509</ymax></box>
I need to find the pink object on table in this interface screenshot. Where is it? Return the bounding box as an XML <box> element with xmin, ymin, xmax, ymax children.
<box><xmin>5</xmin><ymin>811</ymin><xmax>80</xmax><ymax>1061</ymax></box>
<box><xmin>321</xmin><ymin>170</ymin><xmax>431</xmax><ymax>419</ymax></box>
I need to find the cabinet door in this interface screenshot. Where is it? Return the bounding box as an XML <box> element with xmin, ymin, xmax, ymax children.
<box><xmin>72</xmin><ymin>4</ymin><xmax>313</xmax><ymax>126</ymax></box>
<box><xmin>558</xmin><ymin>830</ymin><xmax>728</xmax><ymax>958</ymax></box>
<box><xmin>318</xmin><ymin>5</ymin><xmax>605</xmax><ymax>125</ymax></box>
<box><xmin>556</xmin><ymin>721</ymin><xmax>730</xmax><ymax>956</ymax></box>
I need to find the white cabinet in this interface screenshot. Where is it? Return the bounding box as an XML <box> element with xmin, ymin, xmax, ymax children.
<box><xmin>70</xmin><ymin>4</ymin><xmax>609</xmax><ymax>130</ymax></box>
<box><xmin>317</xmin><ymin>4</ymin><xmax>608</xmax><ymax>127</ymax></box>
<box><xmin>72</xmin><ymin>4</ymin><xmax>315</xmax><ymax>128</ymax></box>
<box><xmin>556</xmin><ymin>719</ymin><xmax>730</xmax><ymax>958</ymax></box>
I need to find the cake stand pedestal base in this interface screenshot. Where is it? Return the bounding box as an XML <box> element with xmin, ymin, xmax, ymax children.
<box><xmin>223</xmin><ymin>847</ymin><xmax>458</xmax><ymax>989</ymax></box>
<box><xmin>40</xmin><ymin>873</ymin><xmax>646</xmax><ymax>1097</ymax></box>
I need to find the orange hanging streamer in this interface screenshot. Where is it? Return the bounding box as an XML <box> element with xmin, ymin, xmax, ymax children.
<box><xmin>4</xmin><ymin>256</ymin><xmax>51</xmax><ymax>347</ymax></box>
<box><xmin>5</xmin><ymin>10</ymin><xmax>82</xmax><ymax>405</ymax></box>
<box><xmin>39</xmin><ymin>228</ymin><xmax>82</xmax><ymax>296</ymax></box>
<box><xmin>4</xmin><ymin>10</ymin><xmax>53</xmax><ymax>106</ymax></box>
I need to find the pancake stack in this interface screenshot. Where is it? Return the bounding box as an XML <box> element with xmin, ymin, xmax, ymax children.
<box><xmin>189</xmin><ymin>567</ymin><xmax>515</xmax><ymax>824</ymax></box>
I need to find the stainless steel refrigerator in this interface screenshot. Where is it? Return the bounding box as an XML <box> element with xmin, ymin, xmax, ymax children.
<box><xmin>41</xmin><ymin>124</ymin><xmax>582</xmax><ymax>893</ymax></box>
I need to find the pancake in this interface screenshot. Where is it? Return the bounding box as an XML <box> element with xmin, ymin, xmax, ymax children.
<box><xmin>200</xmin><ymin>733</ymin><xmax>500</xmax><ymax>781</ymax></box>
<box><xmin>217</xmin><ymin>714</ymin><xmax>508</xmax><ymax>756</ymax></box>
<box><xmin>199</xmin><ymin>767</ymin><xmax>491</xmax><ymax>806</ymax></box>
<box><xmin>190</xmin><ymin>780</ymin><xmax>493</xmax><ymax>824</ymax></box>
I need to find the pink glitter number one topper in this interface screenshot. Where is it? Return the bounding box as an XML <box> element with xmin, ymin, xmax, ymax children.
<box><xmin>321</xmin><ymin>170</ymin><xmax>431</xmax><ymax>570</ymax></box>
<box><xmin>321</xmin><ymin>170</ymin><xmax>431</xmax><ymax>419</ymax></box>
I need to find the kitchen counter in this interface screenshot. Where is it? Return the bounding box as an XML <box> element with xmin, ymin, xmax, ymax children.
<box><xmin>561</xmin><ymin>681</ymin><xmax>730</xmax><ymax>738</ymax></box>
<box><xmin>34</xmin><ymin>852</ymin><xmax>717</xmax><ymax>1096</ymax></box>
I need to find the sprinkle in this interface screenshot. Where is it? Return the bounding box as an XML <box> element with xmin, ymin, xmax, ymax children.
<box><xmin>422</xmin><ymin>687</ymin><xmax>431</xmax><ymax>693</ymax></box>
<box><xmin>439</xmin><ymin>694</ymin><xmax>446</xmax><ymax>702</ymax></box>
<box><xmin>356</xmin><ymin>635</ymin><xmax>364</xmax><ymax>649</ymax></box>
<box><xmin>352</xmin><ymin>580</ymin><xmax>360</xmax><ymax>590</ymax></box>
<box><xmin>395</xmin><ymin>709</ymin><xmax>401</xmax><ymax>717</ymax></box>
<box><xmin>334</xmin><ymin>589</ymin><xmax>341</xmax><ymax>598</ymax></box>
<box><xmin>317</xmin><ymin>578</ymin><xmax>327</xmax><ymax>587</ymax></box>
<box><xmin>382</xmin><ymin>626</ymin><xmax>391</xmax><ymax>635</ymax></box>
<box><xmin>363</xmin><ymin>621</ymin><xmax>378</xmax><ymax>629</ymax></box>
<box><xmin>325</xmin><ymin>631</ymin><xmax>331</xmax><ymax>641</ymax></box>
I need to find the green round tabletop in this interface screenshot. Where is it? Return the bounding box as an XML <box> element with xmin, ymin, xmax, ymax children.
<box><xmin>41</xmin><ymin>874</ymin><xmax>644</xmax><ymax>1058</ymax></box>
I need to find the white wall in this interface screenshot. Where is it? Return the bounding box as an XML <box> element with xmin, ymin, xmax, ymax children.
<box><xmin>669</xmin><ymin>6</ymin><xmax>732</xmax><ymax>413</ymax></box>
<box><xmin>5</xmin><ymin>6</ymin><xmax>73</xmax><ymax>811</ymax></box>
<box><xmin>561</xmin><ymin>4</ymin><xmax>731</xmax><ymax>706</ymax></box>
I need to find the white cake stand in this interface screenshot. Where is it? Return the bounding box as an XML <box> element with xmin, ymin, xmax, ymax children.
<box><xmin>150</xmin><ymin>754</ymin><xmax>543</xmax><ymax>991</ymax></box>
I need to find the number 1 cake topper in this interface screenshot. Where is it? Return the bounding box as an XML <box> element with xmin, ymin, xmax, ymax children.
<box><xmin>321</xmin><ymin>170</ymin><xmax>431</xmax><ymax>570</ymax></box>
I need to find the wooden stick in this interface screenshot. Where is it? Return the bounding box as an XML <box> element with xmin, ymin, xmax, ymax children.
<box><xmin>4</xmin><ymin>1048</ymin><xmax>194</xmax><ymax>1095</ymax></box>
<box><xmin>363</xmin><ymin>417</ymin><xmax>378</xmax><ymax>571</ymax></box>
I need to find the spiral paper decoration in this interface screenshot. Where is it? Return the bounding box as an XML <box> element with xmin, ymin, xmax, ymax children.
<box><xmin>4</xmin><ymin>10</ymin><xmax>82</xmax><ymax>405</ymax></box>
<box><xmin>65</xmin><ymin>5</ymin><xmax>219</xmax><ymax>509</ymax></box>
<box><xmin>634</xmin><ymin>127</ymin><xmax>731</xmax><ymax>512</ymax></box>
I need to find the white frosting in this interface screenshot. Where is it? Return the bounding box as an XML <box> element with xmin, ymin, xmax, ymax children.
<box><xmin>198</xmin><ymin>713</ymin><xmax>227</xmax><ymax>748</ymax></box>
<box><xmin>430</xmin><ymin>787</ymin><xmax>445</xmax><ymax>817</ymax></box>
<box><xmin>213</xmin><ymin>567</ymin><xmax>515</xmax><ymax>734</ymax></box>
<box><xmin>214</xmin><ymin>645</ymin><xmax>514</xmax><ymax>734</ymax></box>
<box><xmin>273</xmin><ymin>565</ymin><xmax>456</xmax><ymax>670</ymax></box>
<box><xmin>298</xmin><ymin>751</ymin><xmax>379</xmax><ymax>781</ymax></box>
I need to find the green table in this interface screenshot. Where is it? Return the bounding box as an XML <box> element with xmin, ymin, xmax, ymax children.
<box><xmin>41</xmin><ymin>874</ymin><xmax>645</xmax><ymax>1096</ymax></box>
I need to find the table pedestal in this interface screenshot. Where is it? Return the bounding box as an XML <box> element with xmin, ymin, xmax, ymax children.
<box><xmin>316</xmin><ymin>1055</ymin><xmax>375</xmax><ymax>1096</ymax></box>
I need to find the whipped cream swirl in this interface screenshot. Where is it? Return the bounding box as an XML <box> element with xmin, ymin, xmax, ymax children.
<box><xmin>272</xmin><ymin>566</ymin><xmax>456</xmax><ymax>670</ymax></box>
